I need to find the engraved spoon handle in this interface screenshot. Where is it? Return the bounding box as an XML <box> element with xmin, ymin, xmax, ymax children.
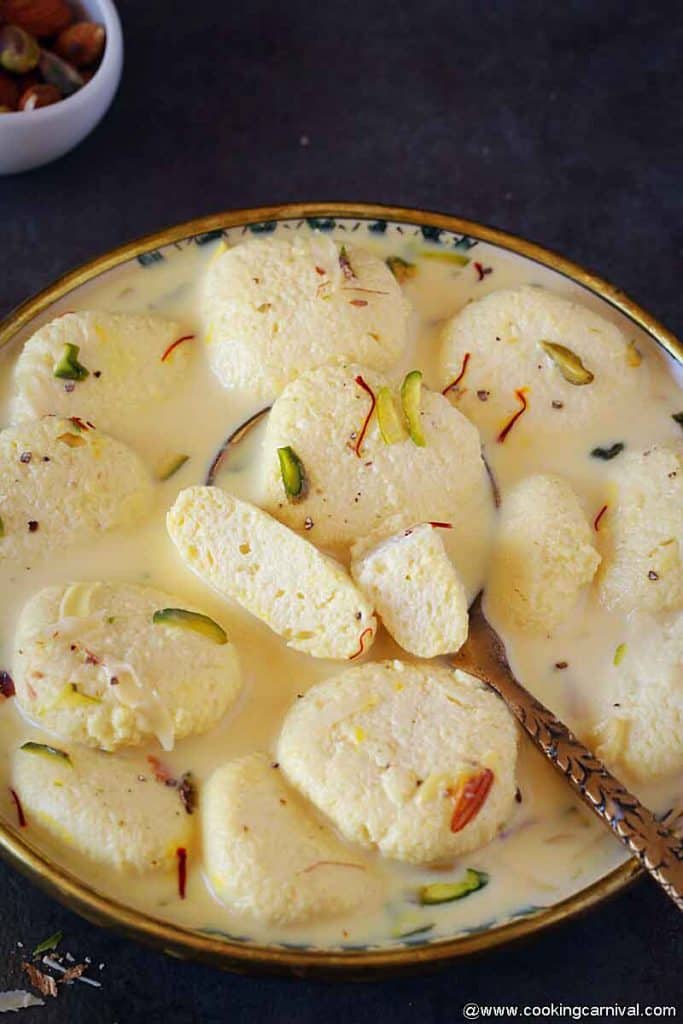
<box><xmin>454</xmin><ymin>597</ymin><xmax>683</xmax><ymax>912</ymax></box>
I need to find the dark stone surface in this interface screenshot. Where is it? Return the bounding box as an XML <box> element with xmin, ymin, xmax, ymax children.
<box><xmin>0</xmin><ymin>0</ymin><xmax>681</xmax><ymax>1019</ymax></box>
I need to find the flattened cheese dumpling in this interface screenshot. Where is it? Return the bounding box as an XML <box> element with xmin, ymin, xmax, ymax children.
<box><xmin>0</xmin><ymin>417</ymin><xmax>153</xmax><ymax>564</ymax></box>
<box><xmin>13</xmin><ymin>582</ymin><xmax>241</xmax><ymax>751</ymax></box>
<box><xmin>486</xmin><ymin>475</ymin><xmax>601</xmax><ymax>633</ymax></box>
<box><xmin>203</xmin><ymin>754</ymin><xmax>380</xmax><ymax>925</ymax></box>
<box><xmin>12</xmin><ymin>743</ymin><xmax>193</xmax><ymax>873</ymax></box>
<box><xmin>439</xmin><ymin>286</ymin><xmax>642</xmax><ymax>443</ymax></box>
<box><xmin>203</xmin><ymin>235</ymin><xmax>409</xmax><ymax>397</ymax></box>
<box><xmin>351</xmin><ymin>521</ymin><xmax>469</xmax><ymax>657</ymax></box>
<box><xmin>278</xmin><ymin>661</ymin><xmax>518</xmax><ymax>865</ymax></box>
<box><xmin>594</xmin><ymin>612</ymin><xmax>683</xmax><ymax>781</ymax></box>
<box><xmin>597</xmin><ymin>444</ymin><xmax>683</xmax><ymax>614</ymax></box>
<box><xmin>262</xmin><ymin>363</ymin><xmax>495</xmax><ymax>600</ymax></box>
<box><xmin>167</xmin><ymin>487</ymin><xmax>377</xmax><ymax>660</ymax></box>
<box><xmin>11</xmin><ymin>311</ymin><xmax>192</xmax><ymax>447</ymax></box>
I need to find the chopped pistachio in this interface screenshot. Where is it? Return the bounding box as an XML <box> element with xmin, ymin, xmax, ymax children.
<box><xmin>40</xmin><ymin>49</ymin><xmax>84</xmax><ymax>97</ymax></box>
<box><xmin>400</xmin><ymin>370</ymin><xmax>426</xmax><ymax>446</ymax></box>
<box><xmin>277</xmin><ymin>445</ymin><xmax>307</xmax><ymax>500</ymax></box>
<box><xmin>540</xmin><ymin>341</ymin><xmax>594</xmax><ymax>385</ymax></box>
<box><xmin>157</xmin><ymin>453</ymin><xmax>190</xmax><ymax>481</ymax></box>
<box><xmin>613</xmin><ymin>643</ymin><xmax>627</xmax><ymax>667</ymax></box>
<box><xmin>377</xmin><ymin>387</ymin><xmax>407</xmax><ymax>444</ymax></box>
<box><xmin>421</xmin><ymin>250</ymin><xmax>470</xmax><ymax>267</ymax></box>
<box><xmin>339</xmin><ymin>245</ymin><xmax>355</xmax><ymax>279</ymax></box>
<box><xmin>20</xmin><ymin>742</ymin><xmax>71</xmax><ymax>765</ymax></box>
<box><xmin>32</xmin><ymin>930</ymin><xmax>63</xmax><ymax>958</ymax></box>
<box><xmin>152</xmin><ymin>608</ymin><xmax>227</xmax><ymax>645</ymax></box>
<box><xmin>53</xmin><ymin>343</ymin><xmax>89</xmax><ymax>382</ymax></box>
<box><xmin>54</xmin><ymin>684</ymin><xmax>103</xmax><ymax>708</ymax></box>
<box><xmin>0</xmin><ymin>25</ymin><xmax>39</xmax><ymax>74</ymax></box>
<box><xmin>386</xmin><ymin>256</ymin><xmax>416</xmax><ymax>283</ymax></box>
<box><xmin>0</xmin><ymin>514</ymin><xmax>4</xmax><ymax>538</ymax></box>
<box><xmin>419</xmin><ymin>868</ymin><xmax>488</xmax><ymax>905</ymax></box>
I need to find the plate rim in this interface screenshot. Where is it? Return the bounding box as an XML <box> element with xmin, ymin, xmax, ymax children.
<box><xmin>0</xmin><ymin>201</ymin><xmax>678</xmax><ymax>976</ymax></box>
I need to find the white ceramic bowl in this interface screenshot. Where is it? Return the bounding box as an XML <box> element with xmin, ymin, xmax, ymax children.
<box><xmin>0</xmin><ymin>0</ymin><xmax>122</xmax><ymax>175</ymax></box>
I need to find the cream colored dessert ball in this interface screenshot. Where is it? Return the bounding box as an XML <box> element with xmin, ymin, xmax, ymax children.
<box><xmin>438</xmin><ymin>286</ymin><xmax>643</xmax><ymax>443</ymax></box>
<box><xmin>203</xmin><ymin>234</ymin><xmax>409</xmax><ymax>397</ymax></box>
<box><xmin>11</xmin><ymin>743</ymin><xmax>193</xmax><ymax>873</ymax></box>
<box><xmin>594</xmin><ymin>612</ymin><xmax>683</xmax><ymax>781</ymax></box>
<box><xmin>486</xmin><ymin>474</ymin><xmax>601</xmax><ymax>633</ymax></box>
<box><xmin>597</xmin><ymin>444</ymin><xmax>683</xmax><ymax>614</ymax></box>
<box><xmin>262</xmin><ymin>363</ymin><xmax>495</xmax><ymax>600</ymax></box>
<box><xmin>351</xmin><ymin>522</ymin><xmax>469</xmax><ymax>657</ymax></box>
<box><xmin>0</xmin><ymin>417</ymin><xmax>153</xmax><ymax>565</ymax></box>
<box><xmin>13</xmin><ymin>581</ymin><xmax>242</xmax><ymax>752</ymax></box>
<box><xmin>277</xmin><ymin>661</ymin><xmax>518</xmax><ymax>865</ymax></box>
<box><xmin>167</xmin><ymin>487</ymin><xmax>376</xmax><ymax>660</ymax></box>
<box><xmin>203</xmin><ymin>753</ymin><xmax>380</xmax><ymax>925</ymax></box>
<box><xmin>10</xmin><ymin>311</ymin><xmax>193</xmax><ymax>447</ymax></box>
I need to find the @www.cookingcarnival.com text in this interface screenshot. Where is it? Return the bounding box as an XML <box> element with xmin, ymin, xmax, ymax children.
<box><xmin>461</xmin><ymin>1003</ymin><xmax>677</xmax><ymax>1019</ymax></box>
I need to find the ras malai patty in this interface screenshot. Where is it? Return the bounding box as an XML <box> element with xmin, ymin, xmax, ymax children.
<box><xmin>0</xmin><ymin>416</ymin><xmax>153</xmax><ymax>564</ymax></box>
<box><xmin>351</xmin><ymin>520</ymin><xmax>469</xmax><ymax>657</ymax></box>
<box><xmin>167</xmin><ymin>487</ymin><xmax>377</xmax><ymax>660</ymax></box>
<box><xmin>594</xmin><ymin>612</ymin><xmax>683</xmax><ymax>781</ymax></box>
<box><xmin>11</xmin><ymin>311</ymin><xmax>193</xmax><ymax>450</ymax></box>
<box><xmin>262</xmin><ymin>363</ymin><xmax>495</xmax><ymax>601</ymax></box>
<box><xmin>11</xmin><ymin>743</ymin><xmax>193</xmax><ymax>874</ymax></box>
<box><xmin>597</xmin><ymin>444</ymin><xmax>683</xmax><ymax>615</ymax></box>
<box><xmin>203</xmin><ymin>235</ymin><xmax>409</xmax><ymax>397</ymax></box>
<box><xmin>13</xmin><ymin>581</ymin><xmax>242</xmax><ymax>751</ymax></box>
<box><xmin>277</xmin><ymin>660</ymin><xmax>518</xmax><ymax>865</ymax></box>
<box><xmin>486</xmin><ymin>474</ymin><xmax>601</xmax><ymax>633</ymax></box>
<box><xmin>438</xmin><ymin>286</ymin><xmax>643</xmax><ymax>444</ymax></box>
<box><xmin>203</xmin><ymin>753</ymin><xmax>380</xmax><ymax>924</ymax></box>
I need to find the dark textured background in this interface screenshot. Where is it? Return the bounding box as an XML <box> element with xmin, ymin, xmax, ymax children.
<box><xmin>1</xmin><ymin>0</ymin><xmax>681</xmax><ymax>1019</ymax></box>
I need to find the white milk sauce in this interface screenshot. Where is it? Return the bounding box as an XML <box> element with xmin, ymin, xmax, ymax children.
<box><xmin>0</xmin><ymin>222</ymin><xmax>681</xmax><ymax>949</ymax></box>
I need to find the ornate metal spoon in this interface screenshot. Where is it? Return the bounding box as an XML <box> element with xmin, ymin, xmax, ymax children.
<box><xmin>451</xmin><ymin>595</ymin><xmax>683</xmax><ymax>911</ymax></box>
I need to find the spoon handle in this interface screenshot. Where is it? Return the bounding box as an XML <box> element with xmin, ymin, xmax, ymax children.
<box><xmin>453</xmin><ymin>599</ymin><xmax>683</xmax><ymax>912</ymax></box>
<box><xmin>501</xmin><ymin>675</ymin><xmax>683</xmax><ymax>910</ymax></box>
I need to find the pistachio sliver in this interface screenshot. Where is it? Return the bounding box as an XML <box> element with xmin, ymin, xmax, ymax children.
<box><xmin>421</xmin><ymin>250</ymin><xmax>470</xmax><ymax>267</ymax></box>
<box><xmin>386</xmin><ymin>256</ymin><xmax>416</xmax><ymax>283</ymax></box>
<box><xmin>613</xmin><ymin>643</ymin><xmax>627</xmax><ymax>667</ymax></box>
<box><xmin>377</xmin><ymin>387</ymin><xmax>407</xmax><ymax>444</ymax></box>
<box><xmin>152</xmin><ymin>608</ymin><xmax>227</xmax><ymax>645</ymax></box>
<box><xmin>540</xmin><ymin>341</ymin><xmax>593</xmax><ymax>386</ymax></box>
<box><xmin>0</xmin><ymin>514</ymin><xmax>4</xmax><ymax>538</ymax></box>
<box><xmin>400</xmin><ymin>370</ymin><xmax>426</xmax><ymax>447</ymax></box>
<box><xmin>277</xmin><ymin>445</ymin><xmax>307</xmax><ymax>500</ymax></box>
<box><xmin>158</xmin><ymin>453</ymin><xmax>190</xmax><ymax>482</ymax></box>
<box><xmin>419</xmin><ymin>868</ymin><xmax>489</xmax><ymax>905</ymax></box>
<box><xmin>20</xmin><ymin>741</ymin><xmax>71</xmax><ymax>765</ymax></box>
<box><xmin>54</xmin><ymin>683</ymin><xmax>103</xmax><ymax>709</ymax></box>
<box><xmin>53</xmin><ymin>343</ymin><xmax>90</xmax><ymax>382</ymax></box>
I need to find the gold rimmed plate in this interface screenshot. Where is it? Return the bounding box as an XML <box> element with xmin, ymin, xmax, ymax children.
<box><xmin>0</xmin><ymin>203</ymin><xmax>680</xmax><ymax>976</ymax></box>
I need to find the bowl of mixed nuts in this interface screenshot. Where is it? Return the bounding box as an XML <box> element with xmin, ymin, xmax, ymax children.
<box><xmin>0</xmin><ymin>0</ymin><xmax>122</xmax><ymax>174</ymax></box>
